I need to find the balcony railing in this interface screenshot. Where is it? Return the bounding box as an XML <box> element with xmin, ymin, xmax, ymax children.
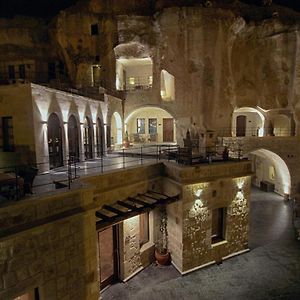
<box><xmin>0</xmin><ymin>144</ymin><xmax>244</xmax><ymax>204</ymax></box>
<box><xmin>0</xmin><ymin>72</ymin><xmax>125</xmax><ymax>101</ymax></box>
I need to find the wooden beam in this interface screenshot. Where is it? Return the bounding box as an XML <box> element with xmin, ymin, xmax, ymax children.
<box><xmin>128</xmin><ymin>197</ymin><xmax>152</xmax><ymax>207</ymax></box>
<box><xmin>103</xmin><ymin>204</ymin><xmax>126</xmax><ymax>215</ymax></box>
<box><xmin>96</xmin><ymin>211</ymin><xmax>110</xmax><ymax>220</ymax></box>
<box><xmin>117</xmin><ymin>200</ymin><xmax>137</xmax><ymax>210</ymax></box>
<box><xmin>147</xmin><ymin>190</ymin><xmax>169</xmax><ymax>199</ymax></box>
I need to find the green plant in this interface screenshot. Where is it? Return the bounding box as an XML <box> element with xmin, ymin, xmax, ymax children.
<box><xmin>156</xmin><ymin>207</ymin><xmax>168</xmax><ymax>254</ymax></box>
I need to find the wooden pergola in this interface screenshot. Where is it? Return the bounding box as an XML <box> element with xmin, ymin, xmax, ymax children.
<box><xmin>96</xmin><ymin>190</ymin><xmax>179</xmax><ymax>230</ymax></box>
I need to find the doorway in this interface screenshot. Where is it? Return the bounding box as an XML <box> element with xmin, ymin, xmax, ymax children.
<box><xmin>163</xmin><ymin>118</ymin><xmax>174</xmax><ymax>142</ymax></box>
<box><xmin>68</xmin><ymin>115</ymin><xmax>80</xmax><ymax>161</ymax></box>
<box><xmin>236</xmin><ymin>115</ymin><xmax>246</xmax><ymax>137</ymax></box>
<box><xmin>96</xmin><ymin>118</ymin><xmax>104</xmax><ymax>157</ymax></box>
<box><xmin>98</xmin><ymin>226</ymin><xmax>119</xmax><ymax>289</ymax></box>
<box><xmin>48</xmin><ymin>113</ymin><xmax>63</xmax><ymax>169</ymax></box>
<box><xmin>93</xmin><ymin>66</ymin><xmax>101</xmax><ymax>87</ymax></box>
<box><xmin>84</xmin><ymin>117</ymin><xmax>93</xmax><ymax>159</ymax></box>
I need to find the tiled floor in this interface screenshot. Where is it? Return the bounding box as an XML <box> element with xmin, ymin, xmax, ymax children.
<box><xmin>102</xmin><ymin>188</ymin><xmax>300</xmax><ymax>300</ymax></box>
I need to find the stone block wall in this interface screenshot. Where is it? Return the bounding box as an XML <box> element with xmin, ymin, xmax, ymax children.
<box><xmin>181</xmin><ymin>175</ymin><xmax>251</xmax><ymax>272</ymax></box>
<box><xmin>0</xmin><ymin>211</ymin><xmax>99</xmax><ymax>300</ymax></box>
<box><xmin>119</xmin><ymin>216</ymin><xmax>142</xmax><ymax>280</ymax></box>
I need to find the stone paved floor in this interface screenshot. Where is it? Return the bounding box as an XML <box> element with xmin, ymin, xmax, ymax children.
<box><xmin>102</xmin><ymin>187</ymin><xmax>300</xmax><ymax>300</ymax></box>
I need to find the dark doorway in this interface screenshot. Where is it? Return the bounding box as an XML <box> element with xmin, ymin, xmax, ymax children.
<box><xmin>68</xmin><ymin>115</ymin><xmax>80</xmax><ymax>161</ymax></box>
<box><xmin>236</xmin><ymin>115</ymin><xmax>247</xmax><ymax>137</ymax></box>
<box><xmin>163</xmin><ymin>118</ymin><xmax>174</xmax><ymax>142</ymax></box>
<box><xmin>84</xmin><ymin>117</ymin><xmax>93</xmax><ymax>159</ymax></box>
<box><xmin>106</xmin><ymin>125</ymin><xmax>111</xmax><ymax>149</ymax></box>
<box><xmin>93</xmin><ymin>66</ymin><xmax>101</xmax><ymax>87</ymax></box>
<box><xmin>96</xmin><ymin>117</ymin><xmax>104</xmax><ymax>157</ymax></box>
<box><xmin>48</xmin><ymin>113</ymin><xmax>63</xmax><ymax>169</ymax></box>
<box><xmin>98</xmin><ymin>226</ymin><xmax>119</xmax><ymax>289</ymax></box>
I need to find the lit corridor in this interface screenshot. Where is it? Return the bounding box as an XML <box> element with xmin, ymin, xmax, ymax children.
<box><xmin>102</xmin><ymin>188</ymin><xmax>300</xmax><ymax>300</ymax></box>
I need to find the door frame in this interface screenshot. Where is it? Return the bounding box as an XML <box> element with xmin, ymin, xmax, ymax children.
<box><xmin>98</xmin><ymin>225</ymin><xmax>120</xmax><ymax>289</ymax></box>
<box><xmin>163</xmin><ymin>118</ymin><xmax>174</xmax><ymax>142</ymax></box>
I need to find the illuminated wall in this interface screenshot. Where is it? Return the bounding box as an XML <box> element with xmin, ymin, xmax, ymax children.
<box><xmin>181</xmin><ymin>176</ymin><xmax>251</xmax><ymax>273</ymax></box>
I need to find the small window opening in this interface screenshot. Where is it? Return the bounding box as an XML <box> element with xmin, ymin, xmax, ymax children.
<box><xmin>91</xmin><ymin>24</ymin><xmax>99</xmax><ymax>35</ymax></box>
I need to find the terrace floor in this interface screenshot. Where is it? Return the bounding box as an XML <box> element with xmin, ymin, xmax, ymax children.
<box><xmin>102</xmin><ymin>187</ymin><xmax>300</xmax><ymax>300</ymax></box>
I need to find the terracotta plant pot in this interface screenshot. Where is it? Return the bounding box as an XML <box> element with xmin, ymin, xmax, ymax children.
<box><xmin>155</xmin><ymin>248</ymin><xmax>171</xmax><ymax>266</ymax></box>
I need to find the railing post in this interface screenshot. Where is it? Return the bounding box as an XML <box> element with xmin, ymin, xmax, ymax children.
<box><xmin>15</xmin><ymin>166</ymin><xmax>19</xmax><ymax>200</ymax></box>
<box><xmin>101</xmin><ymin>152</ymin><xmax>104</xmax><ymax>173</ymax></box>
<box><xmin>68</xmin><ymin>158</ymin><xmax>72</xmax><ymax>189</ymax></box>
<box><xmin>140</xmin><ymin>146</ymin><xmax>143</xmax><ymax>164</ymax></box>
<box><xmin>122</xmin><ymin>148</ymin><xmax>125</xmax><ymax>169</ymax></box>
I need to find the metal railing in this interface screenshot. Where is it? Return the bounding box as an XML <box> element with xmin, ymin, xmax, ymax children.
<box><xmin>0</xmin><ymin>143</ymin><xmax>244</xmax><ymax>204</ymax></box>
<box><xmin>0</xmin><ymin>71</ymin><xmax>125</xmax><ymax>101</ymax></box>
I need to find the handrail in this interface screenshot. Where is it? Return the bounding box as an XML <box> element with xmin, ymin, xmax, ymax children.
<box><xmin>0</xmin><ymin>143</ymin><xmax>244</xmax><ymax>204</ymax></box>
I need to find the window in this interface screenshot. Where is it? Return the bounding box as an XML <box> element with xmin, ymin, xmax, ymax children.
<box><xmin>129</xmin><ymin>77</ymin><xmax>135</xmax><ymax>85</ymax></box>
<box><xmin>48</xmin><ymin>62</ymin><xmax>56</xmax><ymax>80</ymax></box>
<box><xmin>8</xmin><ymin>65</ymin><xmax>15</xmax><ymax>80</ymax></box>
<box><xmin>91</xmin><ymin>24</ymin><xmax>99</xmax><ymax>35</ymax></box>
<box><xmin>1</xmin><ymin>117</ymin><xmax>14</xmax><ymax>152</ymax></box>
<box><xmin>139</xmin><ymin>212</ymin><xmax>149</xmax><ymax>247</ymax></box>
<box><xmin>19</xmin><ymin>64</ymin><xmax>25</xmax><ymax>79</ymax></box>
<box><xmin>148</xmin><ymin>118</ymin><xmax>157</xmax><ymax>134</ymax></box>
<box><xmin>211</xmin><ymin>207</ymin><xmax>226</xmax><ymax>244</ymax></box>
<box><xmin>137</xmin><ymin>118</ymin><xmax>145</xmax><ymax>134</ymax></box>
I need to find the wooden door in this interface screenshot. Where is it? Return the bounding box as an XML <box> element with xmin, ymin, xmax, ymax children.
<box><xmin>163</xmin><ymin>118</ymin><xmax>174</xmax><ymax>142</ymax></box>
<box><xmin>68</xmin><ymin>115</ymin><xmax>79</xmax><ymax>161</ymax></box>
<box><xmin>98</xmin><ymin>226</ymin><xmax>119</xmax><ymax>289</ymax></box>
<box><xmin>84</xmin><ymin>117</ymin><xmax>93</xmax><ymax>159</ymax></box>
<box><xmin>48</xmin><ymin>113</ymin><xmax>63</xmax><ymax>169</ymax></box>
<box><xmin>96</xmin><ymin>118</ymin><xmax>104</xmax><ymax>157</ymax></box>
<box><xmin>236</xmin><ymin>115</ymin><xmax>246</xmax><ymax>137</ymax></box>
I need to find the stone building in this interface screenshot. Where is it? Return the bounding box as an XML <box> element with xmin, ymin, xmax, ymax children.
<box><xmin>0</xmin><ymin>0</ymin><xmax>300</xmax><ymax>299</ymax></box>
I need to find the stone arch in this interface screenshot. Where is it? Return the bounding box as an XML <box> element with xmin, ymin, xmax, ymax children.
<box><xmin>232</xmin><ymin>107</ymin><xmax>265</xmax><ymax>137</ymax></box>
<box><xmin>125</xmin><ymin>106</ymin><xmax>176</xmax><ymax>143</ymax></box>
<box><xmin>245</xmin><ymin>148</ymin><xmax>291</xmax><ymax>197</ymax></box>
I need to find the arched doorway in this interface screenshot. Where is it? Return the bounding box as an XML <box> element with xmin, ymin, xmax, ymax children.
<box><xmin>125</xmin><ymin>107</ymin><xmax>176</xmax><ymax>144</ymax></box>
<box><xmin>48</xmin><ymin>113</ymin><xmax>63</xmax><ymax>169</ymax></box>
<box><xmin>68</xmin><ymin>115</ymin><xmax>80</xmax><ymax>161</ymax></box>
<box><xmin>111</xmin><ymin>112</ymin><xmax>122</xmax><ymax>147</ymax></box>
<box><xmin>96</xmin><ymin>117</ymin><xmax>105</xmax><ymax>156</ymax></box>
<box><xmin>246</xmin><ymin>149</ymin><xmax>291</xmax><ymax>197</ymax></box>
<box><xmin>233</xmin><ymin>107</ymin><xmax>265</xmax><ymax>137</ymax></box>
<box><xmin>273</xmin><ymin>114</ymin><xmax>291</xmax><ymax>136</ymax></box>
<box><xmin>84</xmin><ymin>116</ymin><xmax>93</xmax><ymax>159</ymax></box>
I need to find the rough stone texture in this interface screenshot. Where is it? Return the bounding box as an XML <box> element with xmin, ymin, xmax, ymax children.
<box><xmin>120</xmin><ymin>216</ymin><xmax>142</xmax><ymax>280</ymax></box>
<box><xmin>181</xmin><ymin>175</ymin><xmax>250</xmax><ymax>272</ymax></box>
<box><xmin>223</xmin><ymin>136</ymin><xmax>300</xmax><ymax>198</ymax></box>
<box><xmin>0</xmin><ymin>211</ymin><xmax>99</xmax><ymax>300</ymax></box>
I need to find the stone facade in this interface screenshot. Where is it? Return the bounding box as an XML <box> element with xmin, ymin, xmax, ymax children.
<box><xmin>0</xmin><ymin>160</ymin><xmax>251</xmax><ymax>299</ymax></box>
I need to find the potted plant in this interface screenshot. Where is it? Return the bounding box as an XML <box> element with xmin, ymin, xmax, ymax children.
<box><xmin>155</xmin><ymin>207</ymin><xmax>170</xmax><ymax>265</ymax></box>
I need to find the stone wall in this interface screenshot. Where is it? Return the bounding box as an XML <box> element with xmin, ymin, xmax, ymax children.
<box><xmin>223</xmin><ymin>136</ymin><xmax>300</xmax><ymax>198</ymax></box>
<box><xmin>181</xmin><ymin>175</ymin><xmax>250</xmax><ymax>272</ymax></box>
<box><xmin>0</xmin><ymin>84</ymin><xmax>36</xmax><ymax>164</ymax></box>
<box><xmin>0</xmin><ymin>211</ymin><xmax>99</xmax><ymax>300</ymax></box>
